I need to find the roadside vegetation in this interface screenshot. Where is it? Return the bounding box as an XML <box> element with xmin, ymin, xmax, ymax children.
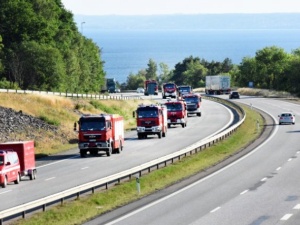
<box><xmin>12</xmin><ymin>98</ymin><xmax>264</xmax><ymax>225</ymax></box>
<box><xmin>0</xmin><ymin>93</ymin><xmax>153</xmax><ymax>156</ymax></box>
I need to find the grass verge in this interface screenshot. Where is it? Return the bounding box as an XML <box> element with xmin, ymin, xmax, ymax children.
<box><xmin>14</xmin><ymin>104</ymin><xmax>264</xmax><ymax>225</ymax></box>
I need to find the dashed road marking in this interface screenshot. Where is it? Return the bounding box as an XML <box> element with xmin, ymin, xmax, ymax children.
<box><xmin>276</xmin><ymin>167</ymin><xmax>281</xmax><ymax>171</ymax></box>
<box><xmin>210</xmin><ymin>207</ymin><xmax>221</xmax><ymax>213</ymax></box>
<box><xmin>293</xmin><ymin>204</ymin><xmax>300</xmax><ymax>210</ymax></box>
<box><xmin>45</xmin><ymin>177</ymin><xmax>56</xmax><ymax>181</ymax></box>
<box><xmin>288</xmin><ymin>158</ymin><xmax>292</xmax><ymax>162</ymax></box>
<box><xmin>280</xmin><ymin>214</ymin><xmax>293</xmax><ymax>220</ymax></box>
<box><xmin>0</xmin><ymin>190</ymin><xmax>12</xmax><ymax>195</ymax></box>
<box><xmin>261</xmin><ymin>177</ymin><xmax>267</xmax><ymax>182</ymax></box>
<box><xmin>240</xmin><ymin>190</ymin><xmax>248</xmax><ymax>195</ymax></box>
<box><xmin>81</xmin><ymin>167</ymin><xmax>89</xmax><ymax>170</ymax></box>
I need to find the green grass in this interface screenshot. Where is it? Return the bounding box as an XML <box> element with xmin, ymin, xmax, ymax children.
<box><xmin>15</xmin><ymin>105</ymin><xmax>264</xmax><ymax>225</ymax></box>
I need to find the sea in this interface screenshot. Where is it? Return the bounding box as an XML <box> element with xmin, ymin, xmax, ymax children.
<box><xmin>84</xmin><ymin>29</ymin><xmax>300</xmax><ymax>84</ymax></box>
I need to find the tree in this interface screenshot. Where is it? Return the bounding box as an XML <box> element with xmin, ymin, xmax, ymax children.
<box><xmin>171</xmin><ymin>56</ymin><xmax>201</xmax><ymax>85</ymax></box>
<box><xmin>255</xmin><ymin>46</ymin><xmax>289</xmax><ymax>90</ymax></box>
<box><xmin>235</xmin><ymin>57</ymin><xmax>257</xmax><ymax>87</ymax></box>
<box><xmin>125</xmin><ymin>70</ymin><xmax>146</xmax><ymax>90</ymax></box>
<box><xmin>182</xmin><ymin>61</ymin><xmax>207</xmax><ymax>87</ymax></box>
<box><xmin>145</xmin><ymin>59</ymin><xmax>157</xmax><ymax>80</ymax></box>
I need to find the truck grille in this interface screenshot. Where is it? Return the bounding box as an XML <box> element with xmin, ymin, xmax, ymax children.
<box><xmin>83</xmin><ymin>134</ymin><xmax>101</xmax><ymax>140</ymax></box>
<box><xmin>141</xmin><ymin>120</ymin><xmax>156</xmax><ymax>126</ymax></box>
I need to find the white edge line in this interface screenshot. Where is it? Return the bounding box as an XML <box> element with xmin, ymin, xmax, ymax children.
<box><xmin>105</xmin><ymin>106</ymin><xmax>278</xmax><ymax>224</ymax></box>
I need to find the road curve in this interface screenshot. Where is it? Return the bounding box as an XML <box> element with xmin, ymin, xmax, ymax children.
<box><xmin>87</xmin><ymin>97</ymin><xmax>300</xmax><ymax>225</ymax></box>
<box><xmin>0</xmin><ymin>98</ymin><xmax>233</xmax><ymax>212</ymax></box>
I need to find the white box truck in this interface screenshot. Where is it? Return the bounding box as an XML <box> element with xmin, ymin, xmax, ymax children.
<box><xmin>205</xmin><ymin>75</ymin><xmax>231</xmax><ymax>95</ymax></box>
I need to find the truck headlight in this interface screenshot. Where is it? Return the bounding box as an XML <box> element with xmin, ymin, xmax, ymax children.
<box><xmin>152</xmin><ymin>126</ymin><xmax>161</xmax><ymax>132</ymax></box>
<box><xmin>137</xmin><ymin>127</ymin><xmax>145</xmax><ymax>132</ymax></box>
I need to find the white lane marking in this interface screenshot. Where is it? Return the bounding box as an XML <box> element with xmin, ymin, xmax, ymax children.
<box><xmin>81</xmin><ymin>167</ymin><xmax>89</xmax><ymax>170</ymax></box>
<box><xmin>297</xmin><ymin>151</ymin><xmax>300</xmax><ymax>154</ymax></box>
<box><xmin>293</xmin><ymin>204</ymin><xmax>300</xmax><ymax>210</ymax></box>
<box><xmin>276</xmin><ymin>167</ymin><xmax>281</xmax><ymax>171</ymax></box>
<box><xmin>280</xmin><ymin>214</ymin><xmax>293</xmax><ymax>220</ymax></box>
<box><xmin>210</xmin><ymin>207</ymin><xmax>221</xmax><ymax>213</ymax></box>
<box><xmin>105</xmin><ymin>107</ymin><xmax>279</xmax><ymax>225</ymax></box>
<box><xmin>45</xmin><ymin>177</ymin><xmax>56</xmax><ymax>181</ymax></box>
<box><xmin>288</xmin><ymin>158</ymin><xmax>292</xmax><ymax>162</ymax></box>
<box><xmin>0</xmin><ymin>190</ymin><xmax>12</xmax><ymax>195</ymax></box>
<box><xmin>261</xmin><ymin>177</ymin><xmax>267</xmax><ymax>182</ymax></box>
<box><xmin>240</xmin><ymin>190</ymin><xmax>248</xmax><ymax>195</ymax></box>
<box><xmin>37</xmin><ymin>155</ymin><xmax>79</xmax><ymax>169</ymax></box>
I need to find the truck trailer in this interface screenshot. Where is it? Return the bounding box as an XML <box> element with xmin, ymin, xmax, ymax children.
<box><xmin>75</xmin><ymin>114</ymin><xmax>124</xmax><ymax>157</ymax></box>
<box><xmin>205</xmin><ymin>75</ymin><xmax>231</xmax><ymax>95</ymax></box>
<box><xmin>0</xmin><ymin>140</ymin><xmax>37</xmax><ymax>188</ymax></box>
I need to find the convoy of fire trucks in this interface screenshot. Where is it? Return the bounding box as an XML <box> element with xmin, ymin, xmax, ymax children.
<box><xmin>0</xmin><ymin>79</ymin><xmax>206</xmax><ymax>189</ymax></box>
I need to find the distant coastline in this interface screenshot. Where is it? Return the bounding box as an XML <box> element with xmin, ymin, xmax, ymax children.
<box><xmin>74</xmin><ymin>13</ymin><xmax>300</xmax><ymax>30</ymax></box>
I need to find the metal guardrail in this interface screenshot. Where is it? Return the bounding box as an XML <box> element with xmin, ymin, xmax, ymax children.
<box><xmin>0</xmin><ymin>96</ymin><xmax>246</xmax><ymax>224</ymax></box>
<box><xmin>0</xmin><ymin>89</ymin><xmax>141</xmax><ymax>100</ymax></box>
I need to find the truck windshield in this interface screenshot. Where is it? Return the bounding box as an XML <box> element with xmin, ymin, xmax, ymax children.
<box><xmin>80</xmin><ymin>118</ymin><xmax>106</xmax><ymax>131</ymax></box>
<box><xmin>0</xmin><ymin>156</ymin><xmax>3</xmax><ymax>165</ymax></box>
<box><xmin>179</xmin><ymin>87</ymin><xmax>190</xmax><ymax>92</ymax></box>
<box><xmin>184</xmin><ymin>97</ymin><xmax>199</xmax><ymax>103</ymax></box>
<box><xmin>164</xmin><ymin>84</ymin><xmax>175</xmax><ymax>88</ymax></box>
<box><xmin>165</xmin><ymin>103</ymin><xmax>182</xmax><ymax>111</ymax></box>
<box><xmin>137</xmin><ymin>109</ymin><xmax>158</xmax><ymax>118</ymax></box>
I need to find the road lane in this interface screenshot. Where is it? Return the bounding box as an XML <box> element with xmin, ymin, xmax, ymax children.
<box><xmin>92</xmin><ymin>97</ymin><xmax>300</xmax><ymax>225</ymax></box>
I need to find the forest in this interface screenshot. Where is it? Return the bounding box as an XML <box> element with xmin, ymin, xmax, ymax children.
<box><xmin>1</xmin><ymin>1</ymin><xmax>300</xmax><ymax>96</ymax></box>
<box><xmin>0</xmin><ymin>0</ymin><xmax>105</xmax><ymax>93</ymax></box>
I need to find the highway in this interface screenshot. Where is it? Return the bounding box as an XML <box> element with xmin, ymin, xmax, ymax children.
<box><xmin>0</xmin><ymin>96</ymin><xmax>233</xmax><ymax>212</ymax></box>
<box><xmin>87</xmin><ymin>96</ymin><xmax>300</xmax><ymax>225</ymax></box>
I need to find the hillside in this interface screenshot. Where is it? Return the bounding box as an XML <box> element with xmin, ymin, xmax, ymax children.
<box><xmin>0</xmin><ymin>93</ymin><xmax>149</xmax><ymax>157</ymax></box>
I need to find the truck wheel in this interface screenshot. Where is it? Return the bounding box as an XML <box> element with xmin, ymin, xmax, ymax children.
<box><xmin>32</xmin><ymin>170</ymin><xmax>37</xmax><ymax>180</ymax></box>
<box><xmin>197</xmin><ymin>112</ymin><xmax>201</xmax><ymax>117</ymax></box>
<box><xmin>168</xmin><ymin>124</ymin><xmax>171</xmax><ymax>128</ymax></box>
<box><xmin>107</xmin><ymin>147</ymin><xmax>112</xmax><ymax>157</ymax></box>
<box><xmin>158</xmin><ymin>132</ymin><xmax>162</xmax><ymax>139</ymax></box>
<box><xmin>162</xmin><ymin>131</ymin><xmax>166</xmax><ymax>137</ymax></box>
<box><xmin>14</xmin><ymin>173</ymin><xmax>20</xmax><ymax>184</ymax></box>
<box><xmin>138</xmin><ymin>134</ymin><xmax>142</xmax><ymax>139</ymax></box>
<box><xmin>116</xmin><ymin>141</ymin><xmax>123</xmax><ymax>154</ymax></box>
<box><xmin>2</xmin><ymin>176</ymin><xmax>7</xmax><ymax>188</ymax></box>
<box><xmin>181</xmin><ymin>123</ymin><xmax>185</xmax><ymax>128</ymax></box>
<box><xmin>80</xmin><ymin>150</ymin><xmax>87</xmax><ymax>158</ymax></box>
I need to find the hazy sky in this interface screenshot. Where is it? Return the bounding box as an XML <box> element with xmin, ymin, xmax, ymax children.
<box><xmin>61</xmin><ymin>0</ymin><xmax>300</xmax><ymax>15</ymax></box>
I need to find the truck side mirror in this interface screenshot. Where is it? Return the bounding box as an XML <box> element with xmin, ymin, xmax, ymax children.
<box><xmin>73</xmin><ymin>122</ymin><xmax>77</xmax><ymax>131</ymax></box>
<box><xmin>6</xmin><ymin>162</ymin><xmax>11</xmax><ymax>166</ymax></box>
<box><xmin>133</xmin><ymin>111</ymin><xmax>136</xmax><ymax>118</ymax></box>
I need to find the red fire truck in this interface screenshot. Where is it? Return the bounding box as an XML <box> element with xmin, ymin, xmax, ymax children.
<box><xmin>134</xmin><ymin>104</ymin><xmax>168</xmax><ymax>139</ymax></box>
<box><xmin>74</xmin><ymin>114</ymin><xmax>124</xmax><ymax>157</ymax></box>
<box><xmin>162</xmin><ymin>82</ymin><xmax>178</xmax><ymax>99</ymax></box>
<box><xmin>164</xmin><ymin>99</ymin><xmax>187</xmax><ymax>128</ymax></box>
<box><xmin>0</xmin><ymin>141</ymin><xmax>37</xmax><ymax>188</ymax></box>
<box><xmin>144</xmin><ymin>80</ymin><xmax>158</xmax><ymax>96</ymax></box>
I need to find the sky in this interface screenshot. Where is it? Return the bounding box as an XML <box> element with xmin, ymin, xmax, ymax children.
<box><xmin>61</xmin><ymin>0</ymin><xmax>300</xmax><ymax>15</ymax></box>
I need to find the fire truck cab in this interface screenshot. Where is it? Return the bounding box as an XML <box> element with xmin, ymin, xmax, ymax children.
<box><xmin>134</xmin><ymin>104</ymin><xmax>168</xmax><ymax>139</ymax></box>
<box><xmin>162</xmin><ymin>82</ymin><xmax>178</xmax><ymax>99</ymax></box>
<box><xmin>75</xmin><ymin>114</ymin><xmax>124</xmax><ymax>157</ymax></box>
<box><xmin>164</xmin><ymin>99</ymin><xmax>187</xmax><ymax>128</ymax></box>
